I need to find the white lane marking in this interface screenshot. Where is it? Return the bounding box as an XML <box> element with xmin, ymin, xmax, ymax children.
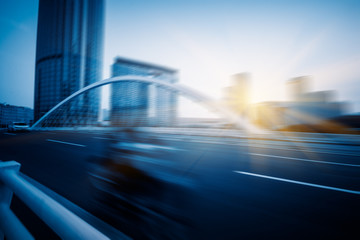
<box><xmin>46</xmin><ymin>139</ymin><xmax>86</xmax><ymax>147</ymax></box>
<box><xmin>233</xmin><ymin>171</ymin><xmax>360</xmax><ymax>195</ymax></box>
<box><xmin>249</xmin><ymin>153</ymin><xmax>360</xmax><ymax>167</ymax></box>
<box><xmin>3</xmin><ymin>132</ymin><xmax>16</xmax><ymax>135</ymax></box>
<box><xmin>158</xmin><ymin>137</ymin><xmax>360</xmax><ymax>157</ymax></box>
<box><xmin>117</xmin><ymin>142</ymin><xmax>182</xmax><ymax>151</ymax></box>
<box><xmin>93</xmin><ymin>136</ymin><xmax>112</xmax><ymax>140</ymax></box>
<box><xmin>88</xmin><ymin>172</ymin><xmax>117</xmax><ymax>184</ymax></box>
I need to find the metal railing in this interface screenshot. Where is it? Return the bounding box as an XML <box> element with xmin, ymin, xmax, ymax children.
<box><xmin>0</xmin><ymin>161</ymin><xmax>110</xmax><ymax>240</ymax></box>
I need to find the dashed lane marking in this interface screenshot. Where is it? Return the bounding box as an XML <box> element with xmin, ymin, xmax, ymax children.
<box><xmin>249</xmin><ymin>153</ymin><xmax>360</xmax><ymax>167</ymax></box>
<box><xmin>234</xmin><ymin>170</ymin><xmax>360</xmax><ymax>195</ymax></box>
<box><xmin>46</xmin><ymin>139</ymin><xmax>86</xmax><ymax>147</ymax></box>
<box><xmin>3</xmin><ymin>132</ymin><xmax>16</xmax><ymax>135</ymax></box>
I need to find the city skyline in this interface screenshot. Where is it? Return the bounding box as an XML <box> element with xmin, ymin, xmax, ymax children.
<box><xmin>1</xmin><ymin>0</ymin><xmax>360</xmax><ymax>115</ymax></box>
<box><xmin>0</xmin><ymin>2</ymin><xmax>360</xmax><ymax>238</ymax></box>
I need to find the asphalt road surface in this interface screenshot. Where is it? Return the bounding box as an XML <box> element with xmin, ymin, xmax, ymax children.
<box><xmin>0</xmin><ymin>129</ymin><xmax>359</xmax><ymax>239</ymax></box>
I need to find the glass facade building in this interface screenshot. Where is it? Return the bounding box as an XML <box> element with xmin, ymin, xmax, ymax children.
<box><xmin>111</xmin><ymin>57</ymin><xmax>178</xmax><ymax>127</ymax></box>
<box><xmin>0</xmin><ymin>104</ymin><xmax>33</xmax><ymax>128</ymax></box>
<box><xmin>34</xmin><ymin>0</ymin><xmax>104</xmax><ymax>125</ymax></box>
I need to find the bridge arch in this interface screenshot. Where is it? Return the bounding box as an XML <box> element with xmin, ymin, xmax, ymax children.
<box><xmin>31</xmin><ymin>75</ymin><xmax>260</xmax><ymax>132</ymax></box>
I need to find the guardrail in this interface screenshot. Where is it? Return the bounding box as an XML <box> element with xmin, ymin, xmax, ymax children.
<box><xmin>0</xmin><ymin>161</ymin><xmax>110</xmax><ymax>240</ymax></box>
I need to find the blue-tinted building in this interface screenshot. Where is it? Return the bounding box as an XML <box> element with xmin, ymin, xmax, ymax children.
<box><xmin>111</xmin><ymin>57</ymin><xmax>178</xmax><ymax>127</ymax></box>
<box><xmin>34</xmin><ymin>0</ymin><xmax>104</xmax><ymax>125</ymax></box>
<box><xmin>0</xmin><ymin>104</ymin><xmax>33</xmax><ymax>128</ymax></box>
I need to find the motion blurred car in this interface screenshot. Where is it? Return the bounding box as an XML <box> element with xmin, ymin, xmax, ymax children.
<box><xmin>8</xmin><ymin>122</ymin><xmax>30</xmax><ymax>132</ymax></box>
<box><xmin>87</xmin><ymin>128</ymin><xmax>196</xmax><ymax>239</ymax></box>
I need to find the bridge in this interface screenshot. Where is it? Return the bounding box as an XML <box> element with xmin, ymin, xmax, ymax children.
<box><xmin>31</xmin><ymin>75</ymin><xmax>261</xmax><ymax>133</ymax></box>
<box><xmin>1</xmin><ymin>77</ymin><xmax>360</xmax><ymax>239</ymax></box>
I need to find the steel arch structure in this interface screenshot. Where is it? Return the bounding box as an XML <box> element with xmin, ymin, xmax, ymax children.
<box><xmin>31</xmin><ymin>75</ymin><xmax>260</xmax><ymax>132</ymax></box>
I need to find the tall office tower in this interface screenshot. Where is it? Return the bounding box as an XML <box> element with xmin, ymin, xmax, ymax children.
<box><xmin>111</xmin><ymin>57</ymin><xmax>178</xmax><ymax>127</ymax></box>
<box><xmin>34</xmin><ymin>0</ymin><xmax>104</xmax><ymax>125</ymax></box>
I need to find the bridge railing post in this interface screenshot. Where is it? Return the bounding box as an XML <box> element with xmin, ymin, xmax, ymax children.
<box><xmin>0</xmin><ymin>161</ymin><xmax>110</xmax><ymax>240</ymax></box>
<box><xmin>0</xmin><ymin>161</ymin><xmax>34</xmax><ymax>240</ymax></box>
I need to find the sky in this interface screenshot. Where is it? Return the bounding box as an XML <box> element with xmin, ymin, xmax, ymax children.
<box><xmin>1</xmin><ymin>0</ymin><xmax>360</xmax><ymax>115</ymax></box>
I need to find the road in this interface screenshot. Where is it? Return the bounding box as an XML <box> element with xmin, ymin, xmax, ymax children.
<box><xmin>1</xmin><ymin>129</ymin><xmax>359</xmax><ymax>239</ymax></box>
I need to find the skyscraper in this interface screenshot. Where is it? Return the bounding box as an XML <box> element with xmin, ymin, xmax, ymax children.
<box><xmin>111</xmin><ymin>57</ymin><xmax>178</xmax><ymax>127</ymax></box>
<box><xmin>34</xmin><ymin>0</ymin><xmax>104</xmax><ymax>125</ymax></box>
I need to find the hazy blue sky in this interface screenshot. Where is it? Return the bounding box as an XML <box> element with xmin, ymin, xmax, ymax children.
<box><xmin>1</xmin><ymin>0</ymin><xmax>360</xmax><ymax>113</ymax></box>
